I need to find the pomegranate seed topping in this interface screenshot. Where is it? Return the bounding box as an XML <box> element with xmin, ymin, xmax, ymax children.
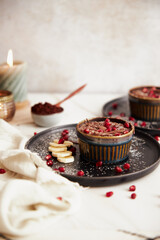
<box><xmin>154</xmin><ymin>136</ymin><xmax>160</xmax><ymax>141</ymax></box>
<box><xmin>112</xmin><ymin>126</ymin><xmax>116</xmax><ymax>131</ymax></box>
<box><xmin>149</xmin><ymin>90</ymin><xmax>154</xmax><ymax>97</ymax></box>
<box><xmin>57</xmin><ymin>197</ymin><xmax>62</xmax><ymax>200</ymax></box>
<box><xmin>59</xmin><ymin>167</ymin><xmax>65</xmax><ymax>172</ymax></box>
<box><xmin>134</xmin><ymin>122</ymin><xmax>138</xmax><ymax>127</ymax></box>
<box><xmin>77</xmin><ymin>170</ymin><xmax>84</xmax><ymax>176</ymax></box>
<box><xmin>46</xmin><ymin>160</ymin><xmax>53</xmax><ymax>166</ymax></box>
<box><xmin>63</xmin><ymin>129</ymin><xmax>69</xmax><ymax>134</ymax></box>
<box><xmin>96</xmin><ymin>161</ymin><xmax>103</xmax><ymax>167</ymax></box>
<box><xmin>123</xmin><ymin>163</ymin><xmax>130</xmax><ymax>170</ymax></box>
<box><xmin>45</xmin><ymin>154</ymin><xmax>52</xmax><ymax>160</ymax></box>
<box><xmin>142</xmin><ymin>87</ymin><xmax>148</xmax><ymax>93</ymax></box>
<box><xmin>106</xmin><ymin>191</ymin><xmax>114</xmax><ymax>197</ymax></box>
<box><xmin>34</xmin><ymin>132</ymin><xmax>37</xmax><ymax>135</ymax></box>
<box><xmin>115</xmin><ymin>166</ymin><xmax>123</xmax><ymax>173</ymax></box>
<box><xmin>151</xmin><ymin>87</ymin><xmax>156</xmax><ymax>91</ymax></box>
<box><xmin>105</xmin><ymin>118</ymin><xmax>110</xmax><ymax>122</ymax></box>
<box><xmin>61</xmin><ymin>131</ymin><xmax>67</xmax><ymax>137</ymax></box>
<box><xmin>123</xmin><ymin>130</ymin><xmax>129</xmax><ymax>134</ymax></box>
<box><xmin>120</xmin><ymin>112</ymin><xmax>126</xmax><ymax>117</ymax></box>
<box><xmin>58</xmin><ymin>138</ymin><xmax>64</xmax><ymax>144</ymax></box>
<box><xmin>69</xmin><ymin>146</ymin><xmax>76</xmax><ymax>155</ymax></box>
<box><xmin>129</xmin><ymin>185</ymin><xmax>136</xmax><ymax>191</ymax></box>
<box><xmin>112</xmin><ymin>103</ymin><xmax>118</xmax><ymax>109</ymax></box>
<box><xmin>98</xmin><ymin>129</ymin><xmax>103</xmax><ymax>132</ymax></box>
<box><xmin>106</xmin><ymin>127</ymin><xmax>112</xmax><ymax>132</ymax></box>
<box><xmin>131</xmin><ymin>193</ymin><xmax>137</xmax><ymax>199</ymax></box>
<box><xmin>0</xmin><ymin>169</ymin><xmax>6</xmax><ymax>174</ymax></box>
<box><xmin>129</xmin><ymin>116</ymin><xmax>135</xmax><ymax>121</ymax></box>
<box><xmin>105</xmin><ymin>122</ymin><xmax>111</xmax><ymax>127</ymax></box>
<box><xmin>108</xmin><ymin>111</ymin><xmax>112</xmax><ymax>116</ymax></box>
<box><xmin>63</xmin><ymin>135</ymin><xmax>69</xmax><ymax>140</ymax></box>
<box><xmin>84</xmin><ymin>129</ymin><xmax>90</xmax><ymax>134</ymax></box>
<box><xmin>124</xmin><ymin>122</ymin><xmax>130</xmax><ymax>128</ymax></box>
<box><xmin>141</xmin><ymin>121</ymin><xmax>146</xmax><ymax>127</ymax></box>
<box><xmin>115</xmin><ymin>133</ymin><xmax>120</xmax><ymax>136</ymax></box>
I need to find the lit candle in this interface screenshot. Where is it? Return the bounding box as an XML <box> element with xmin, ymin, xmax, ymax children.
<box><xmin>0</xmin><ymin>50</ymin><xmax>28</xmax><ymax>108</ymax></box>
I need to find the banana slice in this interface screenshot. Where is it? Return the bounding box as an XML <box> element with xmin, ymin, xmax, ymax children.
<box><xmin>52</xmin><ymin>151</ymin><xmax>72</xmax><ymax>158</ymax></box>
<box><xmin>48</xmin><ymin>146</ymin><xmax>67</xmax><ymax>152</ymax></box>
<box><xmin>53</xmin><ymin>139</ymin><xmax>73</xmax><ymax>147</ymax></box>
<box><xmin>57</xmin><ymin>156</ymin><xmax>74</xmax><ymax>163</ymax></box>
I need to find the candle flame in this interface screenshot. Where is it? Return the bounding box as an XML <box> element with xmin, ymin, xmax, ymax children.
<box><xmin>7</xmin><ymin>49</ymin><xmax>13</xmax><ymax>67</ymax></box>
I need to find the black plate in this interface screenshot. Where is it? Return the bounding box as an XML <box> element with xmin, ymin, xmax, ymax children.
<box><xmin>102</xmin><ymin>96</ymin><xmax>160</xmax><ymax>136</ymax></box>
<box><xmin>25</xmin><ymin>124</ymin><xmax>160</xmax><ymax>187</ymax></box>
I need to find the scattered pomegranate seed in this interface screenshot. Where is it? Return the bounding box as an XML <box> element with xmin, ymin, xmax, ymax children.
<box><xmin>141</xmin><ymin>121</ymin><xmax>146</xmax><ymax>127</ymax></box>
<box><xmin>96</xmin><ymin>161</ymin><xmax>103</xmax><ymax>167</ymax></box>
<box><xmin>108</xmin><ymin>111</ymin><xmax>113</xmax><ymax>116</ymax></box>
<box><xmin>34</xmin><ymin>132</ymin><xmax>37</xmax><ymax>135</ymax></box>
<box><xmin>57</xmin><ymin>197</ymin><xmax>62</xmax><ymax>200</ymax></box>
<box><xmin>131</xmin><ymin>193</ymin><xmax>137</xmax><ymax>199</ymax></box>
<box><xmin>63</xmin><ymin>135</ymin><xmax>69</xmax><ymax>140</ymax></box>
<box><xmin>154</xmin><ymin>136</ymin><xmax>160</xmax><ymax>141</ymax></box>
<box><xmin>112</xmin><ymin>103</ymin><xmax>118</xmax><ymax>109</ymax></box>
<box><xmin>105</xmin><ymin>118</ymin><xmax>110</xmax><ymax>122</ymax></box>
<box><xmin>69</xmin><ymin>146</ymin><xmax>76</xmax><ymax>155</ymax></box>
<box><xmin>106</xmin><ymin>191</ymin><xmax>114</xmax><ymax>197</ymax></box>
<box><xmin>84</xmin><ymin>129</ymin><xmax>90</xmax><ymax>134</ymax></box>
<box><xmin>115</xmin><ymin>133</ymin><xmax>120</xmax><ymax>136</ymax></box>
<box><xmin>115</xmin><ymin>166</ymin><xmax>123</xmax><ymax>173</ymax></box>
<box><xmin>54</xmin><ymin>168</ymin><xmax>58</xmax><ymax>171</ymax></box>
<box><xmin>0</xmin><ymin>169</ymin><xmax>6</xmax><ymax>174</ymax></box>
<box><xmin>123</xmin><ymin>163</ymin><xmax>130</xmax><ymax>170</ymax></box>
<box><xmin>59</xmin><ymin>167</ymin><xmax>65</xmax><ymax>172</ymax></box>
<box><xmin>61</xmin><ymin>131</ymin><xmax>67</xmax><ymax>137</ymax></box>
<box><xmin>112</xmin><ymin>126</ymin><xmax>116</xmax><ymax>131</ymax></box>
<box><xmin>58</xmin><ymin>138</ymin><xmax>64</xmax><ymax>144</ymax></box>
<box><xmin>45</xmin><ymin>154</ymin><xmax>52</xmax><ymax>160</ymax></box>
<box><xmin>105</xmin><ymin>122</ymin><xmax>111</xmax><ymax>127</ymax></box>
<box><xmin>129</xmin><ymin>116</ymin><xmax>135</xmax><ymax>121</ymax></box>
<box><xmin>63</xmin><ymin>129</ymin><xmax>69</xmax><ymax>134</ymax></box>
<box><xmin>77</xmin><ymin>170</ymin><xmax>84</xmax><ymax>176</ymax></box>
<box><xmin>134</xmin><ymin>122</ymin><xmax>138</xmax><ymax>127</ymax></box>
<box><xmin>106</xmin><ymin>127</ymin><xmax>112</xmax><ymax>132</ymax></box>
<box><xmin>123</xmin><ymin>130</ymin><xmax>129</xmax><ymax>134</ymax></box>
<box><xmin>129</xmin><ymin>185</ymin><xmax>136</xmax><ymax>191</ymax></box>
<box><xmin>120</xmin><ymin>112</ymin><xmax>126</xmax><ymax>117</ymax></box>
<box><xmin>46</xmin><ymin>160</ymin><xmax>53</xmax><ymax>166</ymax></box>
<box><xmin>98</xmin><ymin>129</ymin><xmax>103</xmax><ymax>132</ymax></box>
<box><xmin>142</xmin><ymin>87</ymin><xmax>148</xmax><ymax>93</ymax></box>
<box><xmin>124</xmin><ymin>122</ymin><xmax>130</xmax><ymax>128</ymax></box>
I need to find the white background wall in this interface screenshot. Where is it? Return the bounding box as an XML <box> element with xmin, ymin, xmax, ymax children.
<box><xmin>0</xmin><ymin>0</ymin><xmax>160</xmax><ymax>94</ymax></box>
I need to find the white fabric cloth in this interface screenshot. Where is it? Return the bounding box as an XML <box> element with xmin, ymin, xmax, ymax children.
<box><xmin>0</xmin><ymin>119</ymin><xmax>81</xmax><ymax>238</ymax></box>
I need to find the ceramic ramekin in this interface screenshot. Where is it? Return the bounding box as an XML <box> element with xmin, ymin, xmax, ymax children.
<box><xmin>76</xmin><ymin>117</ymin><xmax>134</xmax><ymax>164</ymax></box>
<box><xmin>129</xmin><ymin>86</ymin><xmax>160</xmax><ymax>121</ymax></box>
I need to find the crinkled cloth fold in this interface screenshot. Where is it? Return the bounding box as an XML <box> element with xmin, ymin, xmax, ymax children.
<box><xmin>0</xmin><ymin>119</ymin><xmax>81</xmax><ymax>237</ymax></box>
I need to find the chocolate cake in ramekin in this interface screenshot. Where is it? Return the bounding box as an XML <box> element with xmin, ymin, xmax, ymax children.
<box><xmin>76</xmin><ymin>117</ymin><xmax>134</xmax><ymax>164</ymax></box>
<box><xmin>129</xmin><ymin>86</ymin><xmax>160</xmax><ymax>121</ymax></box>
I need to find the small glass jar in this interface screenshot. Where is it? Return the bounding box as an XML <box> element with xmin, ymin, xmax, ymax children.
<box><xmin>0</xmin><ymin>90</ymin><xmax>15</xmax><ymax>121</ymax></box>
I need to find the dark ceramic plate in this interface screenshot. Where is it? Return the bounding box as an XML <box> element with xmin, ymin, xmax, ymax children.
<box><xmin>25</xmin><ymin>124</ymin><xmax>160</xmax><ymax>187</ymax></box>
<box><xmin>102</xmin><ymin>96</ymin><xmax>160</xmax><ymax>136</ymax></box>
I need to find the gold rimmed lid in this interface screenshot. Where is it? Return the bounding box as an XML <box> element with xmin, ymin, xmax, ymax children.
<box><xmin>129</xmin><ymin>86</ymin><xmax>160</xmax><ymax>102</ymax></box>
<box><xmin>0</xmin><ymin>90</ymin><xmax>14</xmax><ymax>103</ymax></box>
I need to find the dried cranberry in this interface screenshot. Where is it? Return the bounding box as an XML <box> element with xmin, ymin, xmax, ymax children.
<box><xmin>106</xmin><ymin>191</ymin><xmax>113</xmax><ymax>197</ymax></box>
<box><xmin>77</xmin><ymin>170</ymin><xmax>84</xmax><ymax>176</ymax></box>
<box><xmin>129</xmin><ymin>185</ymin><xmax>136</xmax><ymax>191</ymax></box>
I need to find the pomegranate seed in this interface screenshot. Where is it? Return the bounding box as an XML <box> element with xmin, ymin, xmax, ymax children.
<box><xmin>69</xmin><ymin>146</ymin><xmax>76</xmax><ymax>155</ymax></box>
<box><xmin>45</xmin><ymin>154</ymin><xmax>52</xmax><ymax>160</ymax></box>
<box><xmin>63</xmin><ymin>135</ymin><xmax>69</xmax><ymax>140</ymax></box>
<box><xmin>105</xmin><ymin>118</ymin><xmax>110</xmax><ymax>122</ymax></box>
<box><xmin>151</xmin><ymin>87</ymin><xmax>156</xmax><ymax>91</ymax></box>
<box><xmin>96</xmin><ymin>161</ymin><xmax>103</xmax><ymax>167</ymax></box>
<box><xmin>123</xmin><ymin>163</ymin><xmax>130</xmax><ymax>170</ymax></box>
<box><xmin>134</xmin><ymin>122</ymin><xmax>138</xmax><ymax>127</ymax></box>
<box><xmin>46</xmin><ymin>160</ymin><xmax>53</xmax><ymax>166</ymax></box>
<box><xmin>120</xmin><ymin>112</ymin><xmax>126</xmax><ymax>117</ymax></box>
<box><xmin>108</xmin><ymin>111</ymin><xmax>112</xmax><ymax>116</ymax></box>
<box><xmin>98</xmin><ymin>129</ymin><xmax>103</xmax><ymax>132</ymax></box>
<box><xmin>34</xmin><ymin>132</ymin><xmax>37</xmax><ymax>135</ymax></box>
<box><xmin>84</xmin><ymin>129</ymin><xmax>90</xmax><ymax>134</ymax></box>
<box><xmin>112</xmin><ymin>126</ymin><xmax>116</xmax><ymax>131</ymax></box>
<box><xmin>57</xmin><ymin>197</ymin><xmax>62</xmax><ymax>200</ymax></box>
<box><xmin>129</xmin><ymin>185</ymin><xmax>136</xmax><ymax>191</ymax></box>
<box><xmin>106</xmin><ymin>127</ymin><xmax>112</xmax><ymax>132</ymax></box>
<box><xmin>141</xmin><ymin>121</ymin><xmax>146</xmax><ymax>127</ymax></box>
<box><xmin>0</xmin><ymin>169</ymin><xmax>6</xmax><ymax>174</ymax></box>
<box><xmin>59</xmin><ymin>167</ymin><xmax>65</xmax><ymax>172</ymax></box>
<box><xmin>131</xmin><ymin>193</ymin><xmax>137</xmax><ymax>199</ymax></box>
<box><xmin>149</xmin><ymin>90</ymin><xmax>154</xmax><ymax>97</ymax></box>
<box><xmin>115</xmin><ymin>133</ymin><xmax>120</xmax><ymax>136</ymax></box>
<box><xmin>115</xmin><ymin>166</ymin><xmax>123</xmax><ymax>173</ymax></box>
<box><xmin>106</xmin><ymin>191</ymin><xmax>114</xmax><ymax>197</ymax></box>
<box><xmin>124</xmin><ymin>122</ymin><xmax>130</xmax><ymax>128</ymax></box>
<box><xmin>54</xmin><ymin>168</ymin><xmax>58</xmax><ymax>171</ymax></box>
<box><xmin>105</xmin><ymin>122</ymin><xmax>111</xmax><ymax>127</ymax></box>
<box><xmin>112</xmin><ymin>103</ymin><xmax>118</xmax><ymax>109</ymax></box>
<box><xmin>123</xmin><ymin>130</ymin><xmax>129</xmax><ymax>134</ymax></box>
<box><xmin>77</xmin><ymin>170</ymin><xmax>84</xmax><ymax>176</ymax></box>
<box><xmin>58</xmin><ymin>138</ymin><xmax>64</xmax><ymax>144</ymax></box>
<box><xmin>129</xmin><ymin>116</ymin><xmax>135</xmax><ymax>121</ymax></box>
<box><xmin>61</xmin><ymin>131</ymin><xmax>67</xmax><ymax>137</ymax></box>
<box><xmin>154</xmin><ymin>136</ymin><xmax>160</xmax><ymax>141</ymax></box>
<box><xmin>63</xmin><ymin>129</ymin><xmax>69</xmax><ymax>134</ymax></box>
<box><xmin>142</xmin><ymin>87</ymin><xmax>148</xmax><ymax>93</ymax></box>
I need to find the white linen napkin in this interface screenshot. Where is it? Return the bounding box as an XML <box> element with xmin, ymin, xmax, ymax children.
<box><xmin>0</xmin><ymin>119</ymin><xmax>81</xmax><ymax>238</ymax></box>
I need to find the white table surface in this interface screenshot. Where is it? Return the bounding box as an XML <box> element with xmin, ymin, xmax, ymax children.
<box><xmin>10</xmin><ymin>93</ymin><xmax>160</xmax><ymax>240</ymax></box>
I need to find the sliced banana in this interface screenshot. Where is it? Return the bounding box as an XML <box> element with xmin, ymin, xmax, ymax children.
<box><xmin>48</xmin><ymin>146</ymin><xmax>67</xmax><ymax>152</ymax></box>
<box><xmin>52</xmin><ymin>139</ymin><xmax>73</xmax><ymax>147</ymax></box>
<box><xmin>52</xmin><ymin>151</ymin><xmax>72</xmax><ymax>158</ymax></box>
<box><xmin>49</xmin><ymin>142</ymin><xmax>66</xmax><ymax>148</ymax></box>
<box><xmin>57</xmin><ymin>156</ymin><xmax>74</xmax><ymax>163</ymax></box>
